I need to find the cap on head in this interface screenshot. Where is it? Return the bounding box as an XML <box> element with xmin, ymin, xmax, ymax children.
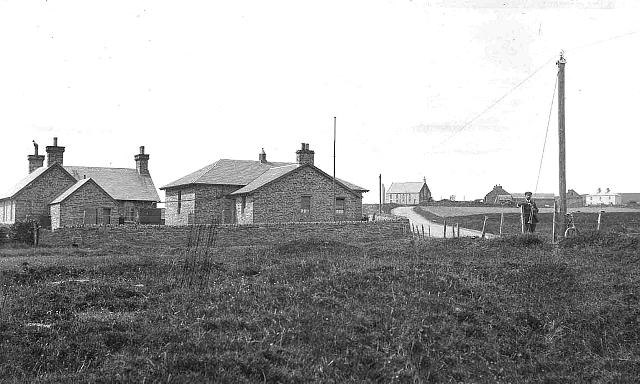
<box><xmin>525</xmin><ymin>191</ymin><xmax>533</xmax><ymax>197</ymax></box>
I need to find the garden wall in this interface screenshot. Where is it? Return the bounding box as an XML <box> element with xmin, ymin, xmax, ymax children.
<box><xmin>39</xmin><ymin>220</ymin><xmax>409</xmax><ymax>249</ymax></box>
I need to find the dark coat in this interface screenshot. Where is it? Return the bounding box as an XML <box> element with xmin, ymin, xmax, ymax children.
<box><xmin>517</xmin><ymin>199</ymin><xmax>539</xmax><ymax>224</ymax></box>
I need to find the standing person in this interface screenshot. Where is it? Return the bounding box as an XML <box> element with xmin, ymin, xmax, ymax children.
<box><xmin>517</xmin><ymin>191</ymin><xmax>539</xmax><ymax>233</ymax></box>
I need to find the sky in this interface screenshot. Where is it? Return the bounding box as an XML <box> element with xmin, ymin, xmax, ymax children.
<box><xmin>1</xmin><ymin>0</ymin><xmax>639</xmax><ymax>203</ymax></box>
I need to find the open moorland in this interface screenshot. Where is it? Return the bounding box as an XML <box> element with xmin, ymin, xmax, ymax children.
<box><xmin>1</xmin><ymin>233</ymin><xmax>640</xmax><ymax>382</ymax></box>
<box><xmin>415</xmin><ymin>206</ymin><xmax>640</xmax><ymax>237</ymax></box>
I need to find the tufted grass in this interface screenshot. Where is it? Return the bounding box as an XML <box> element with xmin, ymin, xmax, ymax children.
<box><xmin>1</xmin><ymin>235</ymin><xmax>640</xmax><ymax>382</ymax></box>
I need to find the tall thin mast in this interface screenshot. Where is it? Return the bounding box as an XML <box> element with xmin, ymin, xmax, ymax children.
<box><xmin>333</xmin><ymin>116</ymin><xmax>336</xmax><ymax>222</ymax></box>
<box><xmin>557</xmin><ymin>51</ymin><xmax>567</xmax><ymax>234</ymax></box>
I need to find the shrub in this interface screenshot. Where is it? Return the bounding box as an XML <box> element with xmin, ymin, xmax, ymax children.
<box><xmin>0</xmin><ymin>226</ymin><xmax>7</xmax><ymax>245</ymax></box>
<box><xmin>10</xmin><ymin>220</ymin><xmax>38</xmax><ymax>244</ymax></box>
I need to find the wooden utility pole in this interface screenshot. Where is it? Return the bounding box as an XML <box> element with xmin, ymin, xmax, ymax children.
<box><xmin>333</xmin><ymin>117</ymin><xmax>337</xmax><ymax>222</ymax></box>
<box><xmin>379</xmin><ymin>174</ymin><xmax>382</xmax><ymax>214</ymax></box>
<box><xmin>557</xmin><ymin>52</ymin><xmax>567</xmax><ymax>234</ymax></box>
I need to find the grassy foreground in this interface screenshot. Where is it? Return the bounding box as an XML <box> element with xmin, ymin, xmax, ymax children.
<box><xmin>1</xmin><ymin>235</ymin><xmax>640</xmax><ymax>382</ymax></box>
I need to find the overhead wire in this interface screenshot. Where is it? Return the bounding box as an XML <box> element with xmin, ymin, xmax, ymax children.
<box><xmin>534</xmin><ymin>73</ymin><xmax>558</xmax><ymax>195</ymax></box>
<box><xmin>436</xmin><ymin>55</ymin><xmax>556</xmax><ymax>147</ymax></box>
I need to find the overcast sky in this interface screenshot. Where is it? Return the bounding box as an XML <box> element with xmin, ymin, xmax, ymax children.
<box><xmin>1</xmin><ymin>0</ymin><xmax>638</xmax><ymax>203</ymax></box>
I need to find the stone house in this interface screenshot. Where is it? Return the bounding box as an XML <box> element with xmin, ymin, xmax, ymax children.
<box><xmin>385</xmin><ymin>179</ymin><xmax>431</xmax><ymax>205</ymax></box>
<box><xmin>50</xmin><ymin>178</ymin><xmax>119</xmax><ymax>229</ymax></box>
<box><xmin>161</xmin><ymin>143</ymin><xmax>368</xmax><ymax>225</ymax></box>
<box><xmin>0</xmin><ymin>138</ymin><xmax>160</xmax><ymax>228</ymax></box>
<box><xmin>483</xmin><ymin>184</ymin><xmax>510</xmax><ymax>204</ymax></box>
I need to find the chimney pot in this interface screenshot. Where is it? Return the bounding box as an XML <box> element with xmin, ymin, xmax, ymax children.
<box><xmin>140</xmin><ymin>146</ymin><xmax>145</xmax><ymax>154</ymax></box>
<box><xmin>295</xmin><ymin>142</ymin><xmax>314</xmax><ymax>166</ymax></box>
<box><xmin>53</xmin><ymin>137</ymin><xmax>58</xmax><ymax>146</ymax></box>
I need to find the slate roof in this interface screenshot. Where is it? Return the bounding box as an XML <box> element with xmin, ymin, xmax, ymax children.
<box><xmin>0</xmin><ymin>164</ymin><xmax>74</xmax><ymax>200</ymax></box>
<box><xmin>161</xmin><ymin>159</ymin><xmax>294</xmax><ymax>189</ymax></box>
<box><xmin>65</xmin><ymin>166</ymin><xmax>160</xmax><ymax>202</ymax></box>
<box><xmin>512</xmin><ymin>193</ymin><xmax>556</xmax><ymax>199</ymax></box>
<box><xmin>230</xmin><ymin>164</ymin><xmax>301</xmax><ymax>195</ymax></box>
<box><xmin>386</xmin><ymin>182</ymin><xmax>426</xmax><ymax>194</ymax></box>
<box><xmin>50</xmin><ymin>178</ymin><xmax>116</xmax><ymax>205</ymax></box>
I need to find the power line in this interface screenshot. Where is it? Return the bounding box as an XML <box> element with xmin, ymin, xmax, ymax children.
<box><xmin>565</xmin><ymin>29</ymin><xmax>640</xmax><ymax>54</ymax></box>
<box><xmin>437</xmin><ymin>55</ymin><xmax>556</xmax><ymax>147</ymax></box>
<box><xmin>534</xmin><ymin>73</ymin><xmax>558</xmax><ymax>195</ymax></box>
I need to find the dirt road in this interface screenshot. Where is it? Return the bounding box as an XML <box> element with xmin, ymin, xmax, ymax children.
<box><xmin>391</xmin><ymin>206</ymin><xmax>496</xmax><ymax>239</ymax></box>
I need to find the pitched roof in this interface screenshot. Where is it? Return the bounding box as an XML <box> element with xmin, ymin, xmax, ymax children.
<box><xmin>65</xmin><ymin>166</ymin><xmax>160</xmax><ymax>202</ymax></box>
<box><xmin>336</xmin><ymin>178</ymin><xmax>369</xmax><ymax>192</ymax></box>
<box><xmin>512</xmin><ymin>193</ymin><xmax>556</xmax><ymax>199</ymax></box>
<box><xmin>0</xmin><ymin>163</ymin><xmax>75</xmax><ymax>200</ymax></box>
<box><xmin>386</xmin><ymin>182</ymin><xmax>426</xmax><ymax>194</ymax></box>
<box><xmin>161</xmin><ymin>159</ymin><xmax>293</xmax><ymax>189</ymax></box>
<box><xmin>230</xmin><ymin>164</ymin><xmax>367</xmax><ymax>196</ymax></box>
<box><xmin>230</xmin><ymin>164</ymin><xmax>301</xmax><ymax>195</ymax></box>
<box><xmin>50</xmin><ymin>178</ymin><xmax>116</xmax><ymax>205</ymax></box>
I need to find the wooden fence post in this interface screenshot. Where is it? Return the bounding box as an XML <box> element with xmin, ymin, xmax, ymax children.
<box><xmin>552</xmin><ymin>202</ymin><xmax>557</xmax><ymax>243</ymax></box>
<box><xmin>520</xmin><ymin>205</ymin><xmax>525</xmax><ymax>234</ymax></box>
<box><xmin>443</xmin><ymin>219</ymin><xmax>447</xmax><ymax>239</ymax></box>
<box><xmin>597</xmin><ymin>210</ymin><xmax>604</xmax><ymax>231</ymax></box>
<box><xmin>428</xmin><ymin>225</ymin><xmax>431</xmax><ymax>237</ymax></box>
<box><xmin>499</xmin><ymin>212</ymin><xmax>504</xmax><ymax>237</ymax></box>
<box><xmin>421</xmin><ymin>224</ymin><xmax>425</xmax><ymax>240</ymax></box>
<box><xmin>481</xmin><ymin>216</ymin><xmax>488</xmax><ymax>239</ymax></box>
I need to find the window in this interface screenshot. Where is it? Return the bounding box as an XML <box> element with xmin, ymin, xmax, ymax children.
<box><xmin>177</xmin><ymin>190</ymin><xmax>182</xmax><ymax>214</ymax></box>
<box><xmin>335</xmin><ymin>198</ymin><xmax>345</xmax><ymax>215</ymax></box>
<box><xmin>103</xmin><ymin>208</ymin><xmax>111</xmax><ymax>225</ymax></box>
<box><xmin>241</xmin><ymin>196</ymin><xmax>246</xmax><ymax>214</ymax></box>
<box><xmin>300</xmin><ymin>196</ymin><xmax>311</xmax><ymax>214</ymax></box>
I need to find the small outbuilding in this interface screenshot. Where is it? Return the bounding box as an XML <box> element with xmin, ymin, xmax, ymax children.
<box><xmin>49</xmin><ymin>178</ymin><xmax>119</xmax><ymax>229</ymax></box>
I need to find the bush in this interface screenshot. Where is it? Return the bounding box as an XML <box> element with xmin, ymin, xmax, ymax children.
<box><xmin>0</xmin><ymin>226</ymin><xmax>7</xmax><ymax>245</ymax></box>
<box><xmin>10</xmin><ymin>220</ymin><xmax>38</xmax><ymax>244</ymax></box>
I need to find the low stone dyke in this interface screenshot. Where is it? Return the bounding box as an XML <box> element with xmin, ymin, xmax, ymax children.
<box><xmin>39</xmin><ymin>220</ymin><xmax>409</xmax><ymax>249</ymax></box>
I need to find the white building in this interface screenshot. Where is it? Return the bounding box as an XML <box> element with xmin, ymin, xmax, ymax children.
<box><xmin>385</xmin><ymin>178</ymin><xmax>431</xmax><ymax>205</ymax></box>
<box><xmin>585</xmin><ymin>188</ymin><xmax>621</xmax><ymax>206</ymax></box>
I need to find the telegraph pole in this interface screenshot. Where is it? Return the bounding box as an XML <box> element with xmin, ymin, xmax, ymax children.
<box><xmin>333</xmin><ymin>117</ymin><xmax>336</xmax><ymax>222</ymax></box>
<box><xmin>557</xmin><ymin>51</ymin><xmax>567</xmax><ymax>234</ymax></box>
<box><xmin>379</xmin><ymin>174</ymin><xmax>382</xmax><ymax>214</ymax></box>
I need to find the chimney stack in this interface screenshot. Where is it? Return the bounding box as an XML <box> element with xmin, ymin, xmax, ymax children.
<box><xmin>135</xmin><ymin>146</ymin><xmax>150</xmax><ymax>175</ymax></box>
<box><xmin>27</xmin><ymin>140</ymin><xmax>45</xmax><ymax>173</ymax></box>
<box><xmin>295</xmin><ymin>142</ymin><xmax>315</xmax><ymax>166</ymax></box>
<box><xmin>259</xmin><ymin>148</ymin><xmax>267</xmax><ymax>163</ymax></box>
<box><xmin>46</xmin><ymin>137</ymin><xmax>65</xmax><ymax>166</ymax></box>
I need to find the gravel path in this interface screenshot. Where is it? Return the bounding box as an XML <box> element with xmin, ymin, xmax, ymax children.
<box><xmin>391</xmin><ymin>207</ymin><xmax>496</xmax><ymax>239</ymax></box>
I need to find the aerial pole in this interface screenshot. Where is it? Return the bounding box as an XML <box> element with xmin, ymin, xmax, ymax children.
<box><xmin>379</xmin><ymin>174</ymin><xmax>382</xmax><ymax>214</ymax></box>
<box><xmin>333</xmin><ymin>116</ymin><xmax>336</xmax><ymax>222</ymax></box>
<box><xmin>557</xmin><ymin>51</ymin><xmax>567</xmax><ymax>234</ymax></box>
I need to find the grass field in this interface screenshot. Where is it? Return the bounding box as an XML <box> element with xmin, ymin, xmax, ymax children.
<box><xmin>1</xmin><ymin>234</ymin><xmax>640</xmax><ymax>382</ymax></box>
<box><xmin>415</xmin><ymin>206</ymin><xmax>640</xmax><ymax>237</ymax></box>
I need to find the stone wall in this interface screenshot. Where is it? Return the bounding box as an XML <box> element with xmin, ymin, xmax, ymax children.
<box><xmin>235</xmin><ymin>195</ymin><xmax>254</xmax><ymax>225</ymax></box>
<box><xmin>40</xmin><ymin>220</ymin><xmax>409</xmax><ymax>248</ymax></box>
<box><xmin>251</xmin><ymin>166</ymin><xmax>363</xmax><ymax>223</ymax></box>
<box><xmin>164</xmin><ymin>186</ymin><xmax>196</xmax><ymax>226</ymax></box>
<box><xmin>14</xmin><ymin>165</ymin><xmax>76</xmax><ymax>222</ymax></box>
<box><xmin>51</xmin><ymin>181</ymin><xmax>120</xmax><ymax>229</ymax></box>
<box><xmin>195</xmin><ymin>185</ymin><xmax>239</xmax><ymax>224</ymax></box>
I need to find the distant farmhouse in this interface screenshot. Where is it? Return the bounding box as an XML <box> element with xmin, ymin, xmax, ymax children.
<box><xmin>567</xmin><ymin>189</ymin><xmax>585</xmax><ymax>208</ymax></box>
<box><xmin>484</xmin><ymin>185</ymin><xmax>511</xmax><ymax>204</ymax></box>
<box><xmin>586</xmin><ymin>188</ymin><xmax>640</xmax><ymax>206</ymax></box>
<box><xmin>0</xmin><ymin>138</ymin><xmax>160</xmax><ymax>229</ymax></box>
<box><xmin>160</xmin><ymin>143</ymin><xmax>368</xmax><ymax>225</ymax></box>
<box><xmin>483</xmin><ymin>185</ymin><xmax>557</xmax><ymax>207</ymax></box>
<box><xmin>385</xmin><ymin>178</ymin><xmax>431</xmax><ymax>205</ymax></box>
